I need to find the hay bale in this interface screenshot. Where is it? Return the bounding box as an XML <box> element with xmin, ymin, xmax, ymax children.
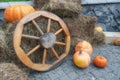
<box><xmin>33</xmin><ymin>0</ymin><xmax>49</xmax><ymax>9</ymax></box>
<box><xmin>0</xmin><ymin>29</ymin><xmax>9</xmax><ymax>62</ymax></box>
<box><xmin>0</xmin><ymin>22</ymin><xmax>18</xmax><ymax>61</ymax></box>
<box><xmin>0</xmin><ymin>22</ymin><xmax>31</xmax><ymax>73</ymax></box>
<box><xmin>92</xmin><ymin>30</ymin><xmax>105</xmax><ymax>47</ymax></box>
<box><xmin>0</xmin><ymin>63</ymin><xmax>28</xmax><ymax>80</ymax></box>
<box><xmin>34</xmin><ymin>0</ymin><xmax>81</xmax><ymax>9</ymax></box>
<box><xmin>34</xmin><ymin>0</ymin><xmax>82</xmax><ymax>18</ymax></box>
<box><xmin>63</xmin><ymin>15</ymin><xmax>97</xmax><ymax>45</ymax></box>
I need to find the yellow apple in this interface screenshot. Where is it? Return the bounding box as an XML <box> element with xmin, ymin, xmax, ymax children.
<box><xmin>73</xmin><ymin>51</ymin><xmax>91</xmax><ymax>68</ymax></box>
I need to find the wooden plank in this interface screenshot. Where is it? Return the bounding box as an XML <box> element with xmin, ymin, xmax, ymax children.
<box><xmin>0</xmin><ymin>1</ymin><xmax>33</xmax><ymax>9</ymax></box>
<box><xmin>104</xmin><ymin>32</ymin><xmax>120</xmax><ymax>43</ymax></box>
<box><xmin>82</xmin><ymin>0</ymin><xmax>120</xmax><ymax>5</ymax></box>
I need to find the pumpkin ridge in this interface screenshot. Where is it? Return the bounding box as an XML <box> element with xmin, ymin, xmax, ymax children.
<box><xmin>20</xmin><ymin>6</ymin><xmax>24</xmax><ymax>18</ymax></box>
<box><xmin>10</xmin><ymin>6</ymin><xmax>14</xmax><ymax>22</ymax></box>
<box><xmin>13</xmin><ymin>6</ymin><xmax>19</xmax><ymax>21</ymax></box>
<box><xmin>5</xmin><ymin>6</ymin><xmax>12</xmax><ymax>22</ymax></box>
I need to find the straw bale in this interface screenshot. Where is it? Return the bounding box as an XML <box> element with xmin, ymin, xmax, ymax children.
<box><xmin>34</xmin><ymin>0</ymin><xmax>82</xmax><ymax>18</ymax></box>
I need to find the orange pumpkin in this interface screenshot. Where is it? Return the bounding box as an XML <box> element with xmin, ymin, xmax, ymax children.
<box><xmin>114</xmin><ymin>38</ymin><xmax>120</xmax><ymax>46</ymax></box>
<box><xmin>93</xmin><ymin>55</ymin><xmax>108</xmax><ymax>68</ymax></box>
<box><xmin>73</xmin><ymin>51</ymin><xmax>91</xmax><ymax>68</ymax></box>
<box><xmin>95</xmin><ymin>26</ymin><xmax>103</xmax><ymax>32</ymax></box>
<box><xmin>4</xmin><ymin>4</ymin><xmax>35</xmax><ymax>22</ymax></box>
<box><xmin>75</xmin><ymin>40</ymin><xmax>93</xmax><ymax>56</ymax></box>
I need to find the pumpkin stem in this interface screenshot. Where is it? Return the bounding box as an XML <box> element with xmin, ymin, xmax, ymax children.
<box><xmin>99</xmin><ymin>56</ymin><xmax>104</xmax><ymax>59</ymax></box>
<box><xmin>117</xmin><ymin>42</ymin><xmax>120</xmax><ymax>46</ymax></box>
<box><xmin>79</xmin><ymin>50</ymin><xmax>82</xmax><ymax>54</ymax></box>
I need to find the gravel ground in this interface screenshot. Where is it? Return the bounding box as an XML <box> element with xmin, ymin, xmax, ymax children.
<box><xmin>28</xmin><ymin>44</ymin><xmax>120</xmax><ymax>80</ymax></box>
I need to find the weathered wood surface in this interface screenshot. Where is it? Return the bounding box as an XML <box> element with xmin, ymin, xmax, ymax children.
<box><xmin>104</xmin><ymin>32</ymin><xmax>120</xmax><ymax>44</ymax></box>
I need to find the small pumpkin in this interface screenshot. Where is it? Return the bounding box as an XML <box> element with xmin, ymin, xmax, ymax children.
<box><xmin>93</xmin><ymin>55</ymin><xmax>108</xmax><ymax>68</ymax></box>
<box><xmin>113</xmin><ymin>38</ymin><xmax>120</xmax><ymax>46</ymax></box>
<box><xmin>75</xmin><ymin>40</ymin><xmax>93</xmax><ymax>56</ymax></box>
<box><xmin>4</xmin><ymin>4</ymin><xmax>35</xmax><ymax>22</ymax></box>
<box><xmin>95</xmin><ymin>26</ymin><xmax>103</xmax><ymax>32</ymax></box>
<box><xmin>73</xmin><ymin>51</ymin><xmax>91</xmax><ymax>68</ymax></box>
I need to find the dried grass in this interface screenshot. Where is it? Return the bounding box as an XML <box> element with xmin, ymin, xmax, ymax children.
<box><xmin>0</xmin><ymin>22</ymin><xmax>30</xmax><ymax>79</ymax></box>
<box><xmin>0</xmin><ymin>63</ymin><xmax>28</xmax><ymax>80</ymax></box>
<box><xmin>63</xmin><ymin>15</ymin><xmax>97</xmax><ymax>45</ymax></box>
<box><xmin>0</xmin><ymin>29</ymin><xmax>8</xmax><ymax>62</ymax></box>
<box><xmin>92</xmin><ymin>30</ymin><xmax>105</xmax><ymax>47</ymax></box>
<box><xmin>34</xmin><ymin>0</ymin><xmax>82</xmax><ymax>18</ymax></box>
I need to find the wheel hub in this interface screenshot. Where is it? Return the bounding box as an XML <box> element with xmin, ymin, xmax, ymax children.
<box><xmin>40</xmin><ymin>32</ymin><xmax>56</xmax><ymax>48</ymax></box>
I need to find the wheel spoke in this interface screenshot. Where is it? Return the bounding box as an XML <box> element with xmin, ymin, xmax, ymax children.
<box><xmin>42</xmin><ymin>49</ymin><xmax>47</xmax><ymax>64</ymax></box>
<box><xmin>27</xmin><ymin>45</ymin><xmax>40</xmax><ymax>56</ymax></box>
<box><xmin>55</xmin><ymin>28</ymin><xmax>63</xmax><ymax>35</ymax></box>
<box><xmin>47</xmin><ymin>18</ymin><xmax>51</xmax><ymax>32</ymax></box>
<box><xmin>22</xmin><ymin>34</ymin><xmax>40</xmax><ymax>40</ymax></box>
<box><xmin>32</xmin><ymin>20</ymin><xmax>44</xmax><ymax>35</ymax></box>
<box><xmin>51</xmin><ymin>48</ymin><xmax>59</xmax><ymax>59</ymax></box>
<box><xmin>55</xmin><ymin>41</ymin><xmax>66</xmax><ymax>46</ymax></box>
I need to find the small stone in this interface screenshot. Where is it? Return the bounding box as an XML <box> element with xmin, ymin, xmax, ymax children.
<box><xmin>117</xmin><ymin>25</ymin><xmax>120</xmax><ymax>31</ymax></box>
<box><xmin>87</xmin><ymin>11</ymin><xmax>96</xmax><ymax>17</ymax></box>
<box><xmin>112</xmin><ymin>26</ymin><xmax>119</xmax><ymax>32</ymax></box>
<box><xmin>112</xmin><ymin>10</ymin><xmax>119</xmax><ymax>18</ymax></box>
<box><xmin>94</xmin><ymin>11</ymin><xmax>103</xmax><ymax>17</ymax></box>
<box><xmin>106</xmin><ymin>23</ymin><xmax>113</xmax><ymax>31</ymax></box>
<box><xmin>4</xmin><ymin>73</ymin><xmax>8</xmax><ymax>77</ymax></box>
<box><xmin>93</xmin><ymin>5</ymin><xmax>104</xmax><ymax>12</ymax></box>
<box><xmin>111</xmin><ymin>20</ymin><xmax>118</xmax><ymax>27</ymax></box>
<box><xmin>82</xmin><ymin>6</ymin><xmax>91</xmax><ymax>14</ymax></box>
<box><xmin>109</xmin><ymin>4</ymin><xmax>116</xmax><ymax>12</ymax></box>
<box><xmin>116</xmin><ymin>16</ymin><xmax>120</xmax><ymax>24</ymax></box>
<box><xmin>102</xmin><ymin>5</ymin><xmax>109</xmax><ymax>12</ymax></box>
<box><xmin>97</xmin><ymin>15</ymin><xmax>110</xmax><ymax>23</ymax></box>
<box><xmin>90</xmin><ymin>77</ymin><xmax>96</xmax><ymax>80</ymax></box>
<box><xmin>114</xmin><ymin>4</ymin><xmax>120</xmax><ymax>12</ymax></box>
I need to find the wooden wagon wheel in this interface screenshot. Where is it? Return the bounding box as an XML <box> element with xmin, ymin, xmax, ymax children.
<box><xmin>13</xmin><ymin>11</ymin><xmax>71</xmax><ymax>71</ymax></box>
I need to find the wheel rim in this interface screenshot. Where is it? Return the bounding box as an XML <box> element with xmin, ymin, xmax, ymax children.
<box><xmin>13</xmin><ymin>11</ymin><xmax>71</xmax><ymax>71</ymax></box>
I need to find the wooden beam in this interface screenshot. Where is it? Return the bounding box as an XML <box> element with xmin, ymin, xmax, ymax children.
<box><xmin>104</xmin><ymin>32</ymin><xmax>120</xmax><ymax>44</ymax></box>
